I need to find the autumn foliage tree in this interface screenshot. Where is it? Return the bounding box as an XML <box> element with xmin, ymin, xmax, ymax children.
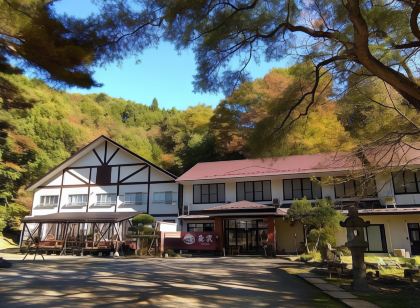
<box><xmin>210</xmin><ymin>67</ymin><xmax>354</xmax><ymax>157</ymax></box>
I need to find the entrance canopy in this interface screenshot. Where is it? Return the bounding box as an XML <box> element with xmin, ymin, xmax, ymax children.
<box><xmin>198</xmin><ymin>200</ymin><xmax>277</xmax><ymax>216</ymax></box>
<box><xmin>23</xmin><ymin>212</ymin><xmax>139</xmax><ymax>224</ymax></box>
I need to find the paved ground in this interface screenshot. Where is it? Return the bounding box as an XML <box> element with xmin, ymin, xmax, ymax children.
<box><xmin>0</xmin><ymin>255</ymin><xmax>343</xmax><ymax>307</ymax></box>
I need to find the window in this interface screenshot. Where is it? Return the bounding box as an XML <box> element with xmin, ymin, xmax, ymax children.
<box><xmin>392</xmin><ymin>170</ymin><xmax>420</xmax><ymax>194</ymax></box>
<box><xmin>68</xmin><ymin>194</ymin><xmax>88</xmax><ymax>206</ymax></box>
<box><xmin>187</xmin><ymin>223</ymin><xmax>214</xmax><ymax>232</ymax></box>
<box><xmin>96</xmin><ymin>193</ymin><xmax>117</xmax><ymax>206</ymax></box>
<box><xmin>96</xmin><ymin>166</ymin><xmax>112</xmax><ymax>185</ymax></box>
<box><xmin>40</xmin><ymin>195</ymin><xmax>59</xmax><ymax>207</ymax></box>
<box><xmin>193</xmin><ymin>183</ymin><xmax>225</xmax><ymax>204</ymax></box>
<box><xmin>236</xmin><ymin>181</ymin><xmax>271</xmax><ymax>202</ymax></box>
<box><xmin>365</xmin><ymin>225</ymin><xmax>387</xmax><ymax>253</ymax></box>
<box><xmin>283</xmin><ymin>178</ymin><xmax>322</xmax><ymax>200</ymax></box>
<box><xmin>124</xmin><ymin>192</ymin><xmax>147</xmax><ymax>205</ymax></box>
<box><xmin>153</xmin><ymin>192</ymin><xmax>177</xmax><ymax>205</ymax></box>
<box><xmin>335</xmin><ymin>178</ymin><xmax>377</xmax><ymax>198</ymax></box>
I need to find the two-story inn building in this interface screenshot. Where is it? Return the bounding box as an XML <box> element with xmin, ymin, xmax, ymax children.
<box><xmin>23</xmin><ymin>136</ymin><xmax>420</xmax><ymax>257</ymax></box>
<box><xmin>176</xmin><ymin>147</ymin><xmax>420</xmax><ymax>256</ymax></box>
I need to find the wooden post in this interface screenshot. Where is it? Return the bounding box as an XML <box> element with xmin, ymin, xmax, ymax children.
<box><xmin>19</xmin><ymin>223</ymin><xmax>26</xmax><ymax>249</ymax></box>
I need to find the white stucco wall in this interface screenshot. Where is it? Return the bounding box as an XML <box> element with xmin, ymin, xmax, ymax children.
<box><xmin>30</xmin><ymin>138</ymin><xmax>179</xmax><ymax>218</ymax></box>
<box><xmin>181</xmin><ymin>172</ymin><xmax>420</xmax><ymax>210</ymax></box>
<box><xmin>336</xmin><ymin>214</ymin><xmax>420</xmax><ymax>255</ymax></box>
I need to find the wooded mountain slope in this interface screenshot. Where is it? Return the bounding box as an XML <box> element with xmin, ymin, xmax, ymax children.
<box><xmin>0</xmin><ymin>67</ymin><xmax>415</xmax><ymax>207</ymax></box>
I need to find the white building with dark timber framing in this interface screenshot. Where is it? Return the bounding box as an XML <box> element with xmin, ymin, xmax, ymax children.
<box><xmin>27</xmin><ymin>135</ymin><xmax>180</xmax><ymax>220</ymax></box>
<box><xmin>20</xmin><ymin>136</ymin><xmax>180</xmax><ymax>254</ymax></box>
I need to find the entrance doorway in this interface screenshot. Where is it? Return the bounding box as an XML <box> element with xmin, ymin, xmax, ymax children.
<box><xmin>224</xmin><ymin>219</ymin><xmax>268</xmax><ymax>255</ymax></box>
<box><xmin>408</xmin><ymin>223</ymin><xmax>420</xmax><ymax>255</ymax></box>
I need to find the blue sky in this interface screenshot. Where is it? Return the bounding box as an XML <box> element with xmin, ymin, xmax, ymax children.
<box><xmin>53</xmin><ymin>1</ymin><xmax>289</xmax><ymax>109</ymax></box>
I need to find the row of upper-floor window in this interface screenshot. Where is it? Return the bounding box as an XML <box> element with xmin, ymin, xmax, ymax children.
<box><xmin>38</xmin><ymin>191</ymin><xmax>177</xmax><ymax>207</ymax></box>
<box><xmin>192</xmin><ymin>170</ymin><xmax>420</xmax><ymax>204</ymax></box>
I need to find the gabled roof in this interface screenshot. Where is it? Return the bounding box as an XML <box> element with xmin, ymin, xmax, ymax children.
<box><xmin>177</xmin><ymin>144</ymin><xmax>420</xmax><ymax>182</ymax></box>
<box><xmin>27</xmin><ymin>135</ymin><xmax>176</xmax><ymax>191</ymax></box>
<box><xmin>177</xmin><ymin>152</ymin><xmax>356</xmax><ymax>181</ymax></box>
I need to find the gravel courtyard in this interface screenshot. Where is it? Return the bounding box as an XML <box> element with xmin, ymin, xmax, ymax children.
<box><xmin>0</xmin><ymin>256</ymin><xmax>342</xmax><ymax>307</ymax></box>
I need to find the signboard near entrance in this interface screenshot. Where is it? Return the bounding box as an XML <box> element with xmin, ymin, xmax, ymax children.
<box><xmin>163</xmin><ymin>232</ymin><xmax>219</xmax><ymax>251</ymax></box>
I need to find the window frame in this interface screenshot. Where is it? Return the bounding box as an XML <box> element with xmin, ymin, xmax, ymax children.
<box><xmin>334</xmin><ymin>178</ymin><xmax>377</xmax><ymax>199</ymax></box>
<box><xmin>67</xmin><ymin>194</ymin><xmax>88</xmax><ymax>206</ymax></box>
<box><xmin>283</xmin><ymin>178</ymin><xmax>322</xmax><ymax>201</ymax></box>
<box><xmin>365</xmin><ymin>224</ymin><xmax>388</xmax><ymax>253</ymax></box>
<box><xmin>236</xmin><ymin>180</ymin><xmax>272</xmax><ymax>202</ymax></box>
<box><xmin>124</xmin><ymin>192</ymin><xmax>147</xmax><ymax>205</ymax></box>
<box><xmin>193</xmin><ymin>183</ymin><xmax>226</xmax><ymax>204</ymax></box>
<box><xmin>392</xmin><ymin>170</ymin><xmax>420</xmax><ymax>195</ymax></box>
<box><xmin>187</xmin><ymin>223</ymin><xmax>214</xmax><ymax>232</ymax></box>
<box><xmin>153</xmin><ymin>191</ymin><xmax>177</xmax><ymax>205</ymax></box>
<box><xmin>39</xmin><ymin>195</ymin><xmax>59</xmax><ymax>207</ymax></box>
<box><xmin>96</xmin><ymin>193</ymin><xmax>117</xmax><ymax>206</ymax></box>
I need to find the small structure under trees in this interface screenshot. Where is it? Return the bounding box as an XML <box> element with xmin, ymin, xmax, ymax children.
<box><xmin>20</xmin><ymin>212</ymin><xmax>139</xmax><ymax>256</ymax></box>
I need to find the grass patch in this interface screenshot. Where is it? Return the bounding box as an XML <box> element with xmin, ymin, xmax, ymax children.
<box><xmin>0</xmin><ymin>235</ymin><xmax>17</xmax><ymax>249</ymax></box>
<box><xmin>299</xmin><ymin>251</ymin><xmax>322</xmax><ymax>262</ymax></box>
<box><xmin>327</xmin><ymin>276</ymin><xmax>420</xmax><ymax>307</ymax></box>
<box><xmin>287</xmin><ymin>254</ymin><xmax>420</xmax><ymax>307</ymax></box>
<box><xmin>355</xmin><ymin>287</ymin><xmax>420</xmax><ymax>308</ymax></box>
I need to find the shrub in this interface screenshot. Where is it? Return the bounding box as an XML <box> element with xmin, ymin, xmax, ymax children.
<box><xmin>5</xmin><ymin>203</ymin><xmax>29</xmax><ymax>231</ymax></box>
<box><xmin>0</xmin><ymin>208</ymin><xmax>6</xmax><ymax>235</ymax></box>
<box><xmin>336</xmin><ymin>246</ymin><xmax>351</xmax><ymax>256</ymax></box>
<box><xmin>299</xmin><ymin>251</ymin><xmax>321</xmax><ymax>262</ymax></box>
<box><xmin>0</xmin><ymin>203</ymin><xmax>29</xmax><ymax>235</ymax></box>
<box><xmin>132</xmin><ymin>213</ymin><xmax>155</xmax><ymax>227</ymax></box>
<box><xmin>288</xmin><ymin>198</ymin><xmax>343</xmax><ymax>252</ymax></box>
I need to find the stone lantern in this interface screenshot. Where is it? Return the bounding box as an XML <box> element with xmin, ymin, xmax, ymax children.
<box><xmin>340</xmin><ymin>207</ymin><xmax>370</xmax><ymax>291</ymax></box>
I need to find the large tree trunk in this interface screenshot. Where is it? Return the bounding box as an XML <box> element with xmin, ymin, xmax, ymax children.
<box><xmin>345</xmin><ymin>0</ymin><xmax>420</xmax><ymax>109</ymax></box>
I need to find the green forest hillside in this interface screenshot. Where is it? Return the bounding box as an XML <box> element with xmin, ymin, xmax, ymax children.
<box><xmin>0</xmin><ymin>72</ymin><xmax>216</xmax><ymax>207</ymax></box>
<box><xmin>0</xmin><ymin>67</ymin><xmax>414</xmax><ymax>209</ymax></box>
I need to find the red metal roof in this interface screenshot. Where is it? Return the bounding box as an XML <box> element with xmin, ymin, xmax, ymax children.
<box><xmin>177</xmin><ymin>144</ymin><xmax>420</xmax><ymax>182</ymax></box>
<box><xmin>177</xmin><ymin>152</ymin><xmax>358</xmax><ymax>181</ymax></box>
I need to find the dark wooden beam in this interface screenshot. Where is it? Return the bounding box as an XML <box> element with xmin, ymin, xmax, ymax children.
<box><xmin>119</xmin><ymin>165</ymin><xmax>148</xmax><ymax>183</ymax></box>
<box><xmin>66</xmin><ymin>170</ymin><xmax>89</xmax><ymax>184</ymax></box>
<box><xmin>93</xmin><ymin>149</ymin><xmax>104</xmax><ymax>165</ymax></box>
<box><xmin>39</xmin><ymin>180</ymin><xmax>175</xmax><ymax>189</ymax></box>
<box><xmin>104</xmin><ymin>141</ymin><xmax>108</xmax><ymax>164</ymax></box>
<box><xmin>106</xmin><ymin>148</ymin><xmax>120</xmax><ymax>165</ymax></box>
<box><xmin>86</xmin><ymin>168</ymin><xmax>92</xmax><ymax>213</ymax></box>
<box><xmin>115</xmin><ymin>166</ymin><xmax>121</xmax><ymax>213</ymax></box>
<box><xmin>57</xmin><ymin>170</ymin><xmax>65</xmax><ymax>213</ymax></box>
<box><xmin>147</xmin><ymin>166</ymin><xmax>151</xmax><ymax>214</ymax></box>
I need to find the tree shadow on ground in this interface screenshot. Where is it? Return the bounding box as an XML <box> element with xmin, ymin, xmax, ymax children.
<box><xmin>0</xmin><ymin>257</ymin><xmax>343</xmax><ymax>307</ymax></box>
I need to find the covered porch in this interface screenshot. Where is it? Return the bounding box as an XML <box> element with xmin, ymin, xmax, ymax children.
<box><xmin>179</xmin><ymin>201</ymin><xmax>278</xmax><ymax>256</ymax></box>
<box><xmin>20</xmin><ymin>212</ymin><xmax>139</xmax><ymax>256</ymax></box>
